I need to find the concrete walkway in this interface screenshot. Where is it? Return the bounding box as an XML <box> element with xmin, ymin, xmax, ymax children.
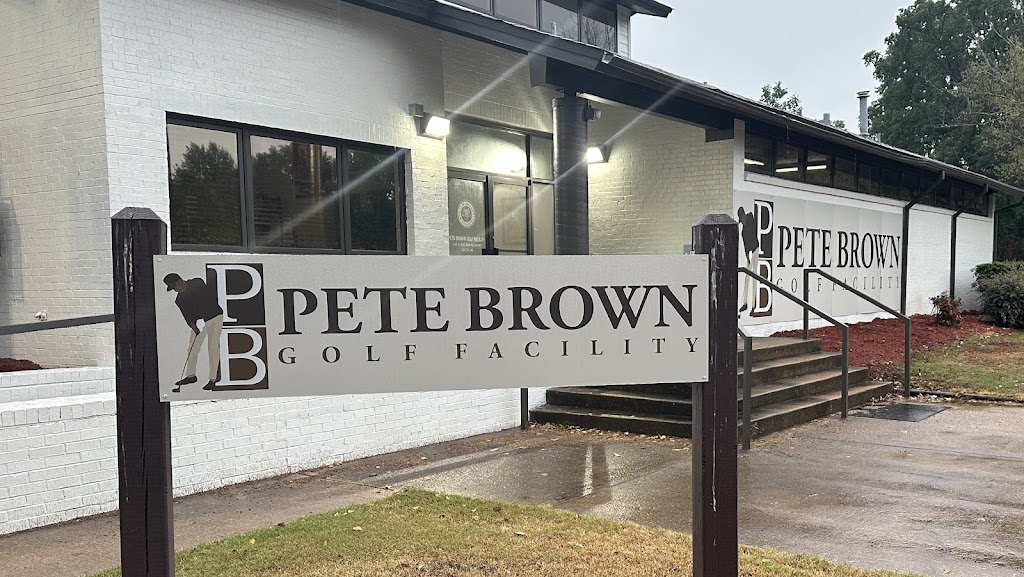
<box><xmin>2</xmin><ymin>401</ymin><xmax>1022</xmax><ymax>577</ymax></box>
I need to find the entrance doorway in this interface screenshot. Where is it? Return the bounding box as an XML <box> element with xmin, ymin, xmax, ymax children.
<box><xmin>447</xmin><ymin>171</ymin><xmax>554</xmax><ymax>256</ymax></box>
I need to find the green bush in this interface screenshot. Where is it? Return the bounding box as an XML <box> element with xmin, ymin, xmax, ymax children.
<box><xmin>976</xmin><ymin>270</ymin><xmax>1024</xmax><ymax>328</ymax></box>
<box><xmin>973</xmin><ymin>261</ymin><xmax>1024</xmax><ymax>287</ymax></box>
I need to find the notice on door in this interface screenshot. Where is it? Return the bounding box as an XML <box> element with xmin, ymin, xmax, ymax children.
<box><xmin>154</xmin><ymin>255</ymin><xmax>710</xmax><ymax>401</ymax></box>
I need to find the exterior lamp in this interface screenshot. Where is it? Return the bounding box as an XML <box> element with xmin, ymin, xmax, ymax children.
<box><xmin>409</xmin><ymin>103</ymin><xmax>450</xmax><ymax>139</ymax></box>
<box><xmin>586</xmin><ymin>145</ymin><xmax>609</xmax><ymax>164</ymax></box>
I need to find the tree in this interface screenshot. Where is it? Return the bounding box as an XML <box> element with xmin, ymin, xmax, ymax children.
<box><xmin>864</xmin><ymin>0</ymin><xmax>1024</xmax><ymax>173</ymax></box>
<box><xmin>169</xmin><ymin>142</ymin><xmax>242</xmax><ymax>246</ymax></box>
<box><xmin>963</xmin><ymin>39</ymin><xmax>1024</xmax><ymax>259</ymax></box>
<box><xmin>760</xmin><ymin>82</ymin><xmax>803</xmax><ymax>115</ymax></box>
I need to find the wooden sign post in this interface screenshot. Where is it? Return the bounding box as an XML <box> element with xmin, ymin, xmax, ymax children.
<box><xmin>692</xmin><ymin>214</ymin><xmax>740</xmax><ymax>577</ymax></box>
<box><xmin>112</xmin><ymin>208</ymin><xmax>174</xmax><ymax>577</ymax></box>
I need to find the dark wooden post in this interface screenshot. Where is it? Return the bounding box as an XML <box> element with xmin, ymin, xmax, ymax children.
<box><xmin>112</xmin><ymin>208</ymin><xmax>174</xmax><ymax>577</ymax></box>
<box><xmin>691</xmin><ymin>214</ymin><xmax>739</xmax><ymax>577</ymax></box>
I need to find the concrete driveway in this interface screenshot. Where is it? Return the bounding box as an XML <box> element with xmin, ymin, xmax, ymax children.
<box><xmin>2</xmin><ymin>400</ymin><xmax>1022</xmax><ymax>577</ymax></box>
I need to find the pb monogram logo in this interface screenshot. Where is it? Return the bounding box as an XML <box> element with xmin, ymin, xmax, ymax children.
<box><xmin>206</xmin><ymin>264</ymin><xmax>270</xmax><ymax>391</ymax></box>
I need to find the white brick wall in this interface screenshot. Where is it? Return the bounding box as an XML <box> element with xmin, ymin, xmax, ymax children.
<box><xmin>953</xmin><ymin>216</ymin><xmax>992</xmax><ymax>311</ymax></box>
<box><xmin>0</xmin><ymin>372</ymin><xmax>537</xmax><ymax>534</ymax></box>
<box><xmin>0</xmin><ymin>0</ymin><xmax>114</xmax><ymax>366</ymax></box>
<box><xmin>906</xmin><ymin>207</ymin><xmax>953</xmax><ymax>315</ymax></box>
<box><xmin>589</xmin><ymin>103</ymin><xmax>733</xmax><ymax>254</ymax></box>
<box><xmin>442</xmin><ymin>33</ymin><xmax>556</xmax><ymax>133</ymax></box>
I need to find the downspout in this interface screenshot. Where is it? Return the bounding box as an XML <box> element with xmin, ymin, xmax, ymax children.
<box><xmin>901</xmin><ymin>171</ymin><xmax>945</xmax><ymax>315</ymax></box>
<box><xmin>950</xmin><ymin>210</ymin><xmax>964</xmax><ymax>298</ymax></box>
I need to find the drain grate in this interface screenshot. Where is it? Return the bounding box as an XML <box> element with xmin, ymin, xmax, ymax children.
<box><xmin>853</xmin><ymin>402</ymin><xmax>948</xmax><ymax>422</ymax></box>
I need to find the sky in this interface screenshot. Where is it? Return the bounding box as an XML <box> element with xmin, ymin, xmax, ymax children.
<box><xmin>630</xmin><ymin>0</ymin><xmax>912</xmax><ymax>129</ymax></box>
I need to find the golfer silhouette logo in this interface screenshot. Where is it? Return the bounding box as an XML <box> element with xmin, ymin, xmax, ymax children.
<box><xmin>737</xmin><ymin>207</ymin><xmax>759</xmax><ymax>317</ymax></box>
<box><xmin>163</xmin><ymin>273</ymin><xmax>224</xmax><ymax>392</ymax></box>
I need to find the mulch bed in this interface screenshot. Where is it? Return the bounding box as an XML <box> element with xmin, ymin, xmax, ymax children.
<box><xmin>0</xmin><ymin>358</ymin><xmax>43</xmax><ymax>372</ymax></box>
<box><xmin>773</xmin><ymin>312</ymin><xmax>1016</xmax><ymax>380</ymax></box>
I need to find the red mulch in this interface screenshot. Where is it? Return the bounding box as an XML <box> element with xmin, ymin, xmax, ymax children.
<box><xmin>773</xmin><ymin>312</ymin><xmax>1017</xmax><ymax>379</ymax></box>
<box><xmin>0</xmin><ymin>358</ymin><xmax>42</xmax><ymax>372</ymax></box>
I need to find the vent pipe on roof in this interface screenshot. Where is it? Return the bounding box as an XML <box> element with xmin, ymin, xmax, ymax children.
<box><xmin>857</xmin><ymin>91</ymin><xmax>870</xmax><ymax>137</ymax></box>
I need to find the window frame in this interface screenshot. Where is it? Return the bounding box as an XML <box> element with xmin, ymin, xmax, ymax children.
<box><xmin>167</xmin><ymin>113</ymin><xmax>407</xmax><ymax>256</ymax></box>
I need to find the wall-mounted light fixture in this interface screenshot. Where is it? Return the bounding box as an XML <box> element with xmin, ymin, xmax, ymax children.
<box><xmin>586</xmin><ymin>144</ymin><xmax>609</xmax><ymax>164</ymax></box>
<box><xmin>409</xmin><ymin>103</ymin><xmax>450</xmax><ymax>139</ymax></box>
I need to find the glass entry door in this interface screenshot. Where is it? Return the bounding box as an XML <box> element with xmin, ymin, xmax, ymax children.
<box><xmin>448</xmin><ymin>171</ymin><xmax>534</xmax><ymax>255</ymax></box>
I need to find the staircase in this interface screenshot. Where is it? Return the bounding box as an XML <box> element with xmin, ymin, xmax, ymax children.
<box><xmin>530</xmin><ymin>337</ymin><xmax>892</xmax><ymax>439</ymax></box>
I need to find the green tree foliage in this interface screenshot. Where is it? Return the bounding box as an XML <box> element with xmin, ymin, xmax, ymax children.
<box><xmin>169</xmin><ymin>141</ymin><xmax>242</xmax><ymax>246</ymax></box>
<box><xmin>760</xmin><ymin>82</ymin><xmax>803</xmax><ymax>115</ymax></box>
<box><xmin>864</xmin><ymin>0</ymin><xmax>1024</xmax><ymax>173</ymax></box>
<box><xmin>963</xmin><ymin>40</ymin><xmax>1024</xmax><ymax>185</ymax></box>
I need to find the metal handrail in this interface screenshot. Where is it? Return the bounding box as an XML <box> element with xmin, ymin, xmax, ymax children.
<box><xmin>804</xmin><ymin>268</ymin><xmax>911</xmax><ymax>396</ymax></box>
<box><xmin>0</xmin><ymin>314</ymin><xmax>114</xmax><ymax>336</ymax></box>
<box><xmin>737</xmin><ymin>325</ymin><xmax>753</xmax><ymax>450</ymax></box>
<box><xmin>738</xmin><ymin>267</ymin><xmax>850</xmax><ymax>418</ymax></box>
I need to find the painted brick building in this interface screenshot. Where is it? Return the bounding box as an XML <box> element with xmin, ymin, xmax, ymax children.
<box><xmin>1</xmin><ymin>0</ymin><xmax>1021</xmax><ymax>534</ymax></box>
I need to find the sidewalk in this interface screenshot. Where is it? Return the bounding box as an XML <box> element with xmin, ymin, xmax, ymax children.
<box><xmin>2</xmin><ymin>401</ymin><xmax>1023</xmax><ymax>577</ymax></box>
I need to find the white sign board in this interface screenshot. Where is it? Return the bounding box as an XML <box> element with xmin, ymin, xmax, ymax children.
<box><xmin>735</xmin><ymin>189</ymin><xmax>903</xmax><ymax>325</ymax></box>
<box><xmin>154</xmin><ymin>255</ymin><xmax>709</xmax><ymax>401</ymax></box>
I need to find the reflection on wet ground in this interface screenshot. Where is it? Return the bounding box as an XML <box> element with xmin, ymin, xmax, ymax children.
<box><xmin>380</xmin><ymin>403</ymin><xmax>1024</xmax><ymax>577</ymax></box>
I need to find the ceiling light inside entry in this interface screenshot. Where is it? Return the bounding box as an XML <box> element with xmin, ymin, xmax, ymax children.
<box><xmin>409</xmin><ymin>103</ymin><xmax>450</xmax><ymax>139</ymax></box>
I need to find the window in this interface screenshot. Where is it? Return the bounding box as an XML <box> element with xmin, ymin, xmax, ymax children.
<box><xmin>580</xmin><ymin>2</ymin><xmax>616</xmax><ymax>51</ymax></box>
<box><xmin>447</xmin><ymin>122</ymin><xmax>529</xmax><ymax>177</ymax></box>
<box><xmin>167</xmin><ymin>117</ymin><xmax>405</xmax><ymax>253</ymax></box>
<box><xmin>167</xmin><ymin>124</ymin><xmax>243</xmax><ymax>247</ymax></box>
<box><xmin>900</xmin><ymin>171</ymin><xmax>919</xmax><ymax>200</ymax></box>
<box><xmin>251</xmin><ymin>135</ymin><xmax>340</xmax><ymax>250</ymax></box>
<box><xmin>880</xmin><ymin>168</ymin><xmax>900</xmax><ymax>199</ymax></box>
<box><xmin>495</xmin><ymin>0</ymin><xmax>538</xmax><ymax>27</ymax></box>
<box><xmin>744</xmin><ymin>133</ymin><xmax>772</xmax><ymax>175</ymax></box>
<box><xmin>805</xmin><ymin>150</ymin><xmax>831</xmax><ymax>187</ymax></box>
<box><xmin>346</xmin><ymin>148</ymin><xmax>403</xmax><ymax>252</ymax></box>
<box><xmin>530</xmin><ymin>136</ymin><xmax>554</xmax><ymax>180</ymax></box>
<box><xmin>857</xmin><ymin>162</ymin><xmax>880</xmax><ymax>194</ymax></box>
<box><xmin>774</xmin><ymin>143</ymin><xmax>802</xmax><ymax>182</ymax></box>
<box><xmin>834</xmin><ymin>157</ymin><xmax>857</xmax><ymax>191</ymax></box>
<box><xmin>542</xmin><ymin>0</ymin><xmax>580</xmax><ymax>40</ymax></box>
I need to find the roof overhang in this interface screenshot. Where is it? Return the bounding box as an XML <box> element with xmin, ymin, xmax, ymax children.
<box><xmin>622</xmin><ymin>0</ymin><xmax>673</xmax><ymax>18</ymax></box>
<box><xmin>341</xmin><ymin>0</ymin><xmax>1024</xmax><ymax>198</ymax></box>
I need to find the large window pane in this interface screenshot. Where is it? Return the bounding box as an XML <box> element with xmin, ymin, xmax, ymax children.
<box><xmin>835</xmin><ymin>157</ymin><xmax>856</xmax><ymax>191</ymax></box>
<box><xmin>580</xmin><ymin>2</ymin><xmax>616</xmax><ymax>50</ymax></box>
<box><xmin>880</xmin><ymin>168</ymin><xmax>900</xmax><ymax>199</ymax></box>
<box><xmin>805</xmin><ymin>150</ymin><xmax>831</xmax><ymax>187</ymax></box>
<box><xmin>168</xmin><ymin>124</ymin><xmax>242</xmax><ymax>247</ymax></box>
<box><xmin>744</xmin><ymin>133</ymin><xmax>772</xmax><ymax>175</ymax></box>
<box><xmin>900</xmin><ymin>171</ymin><xmax>918</xmax><ymax>200</ymax></box>
<box><xmin>530</xmin><ymin>136</ymin><xmax>554</xmax><ymax>180</ymax></box>
<box><xmin>531</xmin><ymin>183</ymin><xmax>555</xmax><ymax>255</ymax></box>
<box><xmin>857</xmin><ymin>162</ymin><xmax>880</xmax><ymax>194</ymax></box>
<box><xmin>495</xmin><ymin>0</ymin><xmax>538</xmax><ymax>26</ymax></box>
<box><xmin>251</xmin><ymin>135</ymin><xmax>340</xmax><ymax>250</ymax></box>
<box><xmin>541</xmin><ymin>0</ymin><xmax>580</xmax><ymax>40</ymax></box>
<box><xmin>347</xmin><ymin>148</ymin><xmax>402</xmax><ymax>252</ymax></box>
<box><xmin>774</xmin><ymin>143</ymin><xmax>802</xmax><ymax>181</ymax></box>
<box><xmin>492</xmin><ymin>183</ymin><xmax>529</xmax><ymax>253</ymax></box>
<box><xmin>447</xmin><ymin>121</ymin><xmax>528</xmax><ymax>177</ymax></box>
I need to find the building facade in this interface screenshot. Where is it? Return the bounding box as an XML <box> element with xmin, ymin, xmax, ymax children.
<box><xmin>1</xmin><ymin>0</ymin><xmax>1019</xmax><ymax>533</ymax></box>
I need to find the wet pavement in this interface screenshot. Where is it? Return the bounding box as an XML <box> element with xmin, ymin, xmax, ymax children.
<box><xmin>2</xmin><ymin>400</ymin><xmax>1022</xmax><ymax>577</ymax></box>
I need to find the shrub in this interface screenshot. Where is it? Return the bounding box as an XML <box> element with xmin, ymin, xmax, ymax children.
<box><xmin>976</xmin><ymin>270</ymin><xmax>1024</xmax><ymax>328</ymax></box>
<box><xmin>929</xmin><ymin>291</ymin><xmax>963</xmax><ymax>326</ymax></box>
<box><xmin>973</xmin><ymin>261</ymin><xmax>1024</xmax><ymax>287</ymax></box>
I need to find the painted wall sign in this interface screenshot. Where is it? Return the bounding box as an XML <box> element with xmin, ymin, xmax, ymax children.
<box><xmin>154</xmin><ymin>255</ymin><xmax>710</xmax><ymax>401</ymax></box>
<box><xmin>735</xmin><ymin>189</ymin><xmax>903</xmax><ymax>325</ymax></box>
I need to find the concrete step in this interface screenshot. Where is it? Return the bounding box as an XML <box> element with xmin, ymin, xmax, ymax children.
<box><xmin>530</xmin><ymin>404</ymin><xmax>693</xmax><ymax>437</ymax></box>
<box><xmin>623</xmin><ymin>351</ymin><xmax>845</xmax><ymax>395</ymax></box>
<box><xmin>748</xmin><ymin>380</ymin><xmax>894</xmax><ymax>438</ymax></box>
<box><xmin>748</xmin><ymin>367</ymin><xmax>869</xmax><ymax>409</ymax></box>
<box><xmin>737</xmin><ymin>337</ymin><xmax>822</xmax><ymax>365</ymax></box>
<box><xmin>531</xmin><ymin>380</ymin><xmax>893</xmax><ymax>440</ymax></box>
<box><xmin>545</xmin><ymin>386</ymin><xmax>691</xmax><ymax>417</ymax></box>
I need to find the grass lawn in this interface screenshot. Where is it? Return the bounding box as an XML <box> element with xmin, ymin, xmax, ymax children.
<box><xmin>90</xmin><ymin>490</ymin><xmax>921</xmax><ymax>577</ymax></box>
<box><xmin>912</xmin><ymin>332</ymin><xmax>1024</xmax><ymax>399</ymax></box>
